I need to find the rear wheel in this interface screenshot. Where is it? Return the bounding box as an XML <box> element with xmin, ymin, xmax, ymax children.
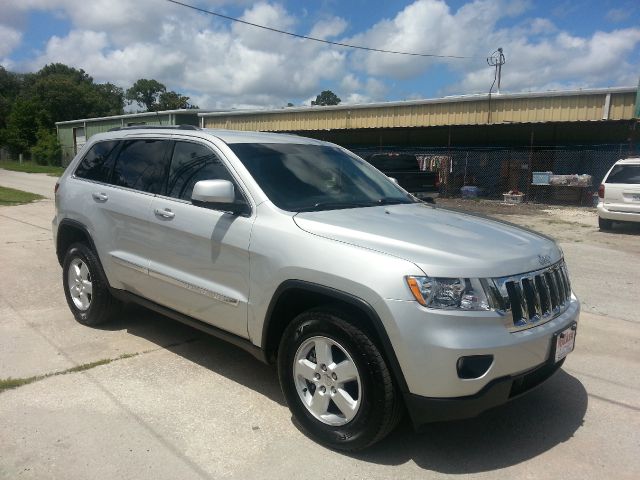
<box><xmin>62</xmin><ymin>242</ymin><xmax>120</xmax><ymax>326</ymax></box>
<box><xmin>598</xmin><ymin>217</ymin><xmax>613</xmax><ymax>230</ymax></box>
<box><xmin>278</xmin><ymin>309</ymin><xmax>402</xmax><ymax>451</ymax></box>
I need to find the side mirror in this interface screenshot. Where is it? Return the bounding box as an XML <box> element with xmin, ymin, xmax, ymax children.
<box><xmin>192</xmin><ymin>180</ymin><xmax>235</xmax><ymax>204</ymax></box>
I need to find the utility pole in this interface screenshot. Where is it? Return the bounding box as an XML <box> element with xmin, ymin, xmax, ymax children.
<box><xmin>486</xmin><ymin>47</ymin><xmax>506</xmax><ymax>124</ymax></box>
<box><xmin>487</xmin><ymin>47</ymin><xmax>506</xmax><ymax>94</ymax></box>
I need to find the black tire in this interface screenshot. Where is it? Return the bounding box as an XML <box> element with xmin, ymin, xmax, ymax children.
<box><xmin>62</xmin><ymin>242</ymin><xmax>120</xmax><ymax>326</ymax></box>
<box><xmin>598</xmin><ymin>217</ymin><xmax>613</xmax><ymax>231</ymax></box>
<box><xmin>278</xmin><ymin>309</ymin><xmax>402</xmax><ymax>451</ymax></box>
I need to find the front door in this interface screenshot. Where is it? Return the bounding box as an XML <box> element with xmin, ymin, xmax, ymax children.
<box><xmin>143</xmin><ymin>139</ymin><xmax>254</xmax><ymax>338</ymax></box>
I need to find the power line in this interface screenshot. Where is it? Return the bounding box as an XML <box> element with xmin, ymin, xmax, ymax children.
<box><xmin>165</xmin><ymin>0</ymin><xmax>473</xmax><ymax>59</ymax></box>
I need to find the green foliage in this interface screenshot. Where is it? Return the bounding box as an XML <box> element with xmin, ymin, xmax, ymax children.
<box><xmin>4</xmin><ymin>97</ymin><xmax>41</xmax><ymax>153</ymax></box>
<box><xmin>126</xmin><ymin>78</ymin><xmax>167</xmax><ymax>111</ymax></box>
<box><xmin>158</xmin><ymin>91</ymin><xmax>199</xmax><ymax>110</ymax></box>
<box><xmin>31</xmin><ymin>128</ymin><xmax>62</xmax><ymax>166</ymax></box>
<box><xmin>311</xmin><ymin>90</ymin><xmax>341</xmax><ymax>106</ymax></box>
<box><xmin>126</xmin><ymin>78</ymin><xmax>198</xmax><ymax>111</ymax></box>
<box><xmin>0</xmin><ymin>64</ymin><xmax>197</xmax><ymax>158</ymax></box>
<box><xmin>0</xmin><ymin>63</ymin><xmax>126</xmax><ymax>156</ymax></box>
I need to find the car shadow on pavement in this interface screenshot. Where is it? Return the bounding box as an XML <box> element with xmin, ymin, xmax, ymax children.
<box><xmin>102</xmin><ymin>304</ymin><xmax>587</xmax><ymax>473</ymax></box>
<box><xmin>100</xmin><ymin>304</ymin><xmax>286</xmax><ymax>406</ymax></box>
<box><xmin>348</xmin><ymin>369</ymin><xmax>587</xmax><ymax>473</ymax></box>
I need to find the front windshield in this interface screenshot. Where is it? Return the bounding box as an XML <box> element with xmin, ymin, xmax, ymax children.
<box><xmin>229</xmin><ymin>143</ymin><xmax>416</xmax><ymax>212</ymax></box>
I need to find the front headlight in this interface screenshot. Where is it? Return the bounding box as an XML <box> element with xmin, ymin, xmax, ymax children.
<box><xmin>405</xmin><ymin>276</ymin><xmax>492</xmax><ymax>311</ymax></box>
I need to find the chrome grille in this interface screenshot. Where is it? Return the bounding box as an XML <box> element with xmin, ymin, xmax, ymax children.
<box><xmin>490</xmin><ymin>261</ymin><xmax>572</xmax><ymax>331</ymax></box>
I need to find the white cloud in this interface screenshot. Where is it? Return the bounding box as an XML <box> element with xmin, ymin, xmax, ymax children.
<box><xmin>2</xmin><ymin>0</ymin><xmax>639</xmax><ymax>109</ymax></box>
<box><xmin>452</xmin><ymin>27</ymin><xmax>640</xmax><ymax>93</ymax></box>
<box><xmin>344</xmin><ymin>0</ymin><xmax>640</xmax><ymax>94</ymax></box>
<box><xmin>0</xmin><ymin>24</ymin><xmax>22</xmax><ymax>57</ymax></box>
<box><xmin>309</xmin><ymin>17</ymin><xmax>348</xmax><ymax>40</ymax></box>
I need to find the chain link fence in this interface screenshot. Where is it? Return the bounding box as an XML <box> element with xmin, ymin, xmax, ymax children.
<box><xmin>351</xmin><ymin>144</ymin><xmax>635</xmax><ymax>206</ymax></box>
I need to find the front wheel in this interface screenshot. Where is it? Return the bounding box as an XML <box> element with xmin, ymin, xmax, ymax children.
<box><xmin>277</xmin><ymin>309</ymin><xmax>402</xmax><ymax>451</ymax></box>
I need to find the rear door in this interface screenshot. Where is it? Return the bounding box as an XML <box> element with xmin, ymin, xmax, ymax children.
<box><xmin>78</xmin><ymin>137</ymin><xmax>171</xmax><ymax>297</ymax></box>
<box><xmin>604</xmin><ymin>163</ymin><xmax>640</xmax><ymax>213</ymax></box>
<box><xmin>143</xmin><ymin>139</ymin><xmax>254</xmax><ymax>338</ymax></box>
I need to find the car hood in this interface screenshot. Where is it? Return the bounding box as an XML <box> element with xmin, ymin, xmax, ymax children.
<box><xmin>293</xmin><ymin>203</ymin><xmax>561</xmax><ymax>278</ymax></box>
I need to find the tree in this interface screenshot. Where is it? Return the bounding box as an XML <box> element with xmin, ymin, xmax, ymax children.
<box><xmin>93</xmin><ymin>83</ymin><xmax>125</xmax><ymax>116</ymax></box>
<box><xmin>0</xmin><ymin>63</ymin><xmax>126</xmax><ymax>155</ymax></box>
<box><xmin>157</xmin><ymin>91</ymin><xmax>198</xmax><ymax>110</ymax></box>
<box><xmin>4</xmin><ymin>98</ymin><xmax>41</xmax><ymax>154</ymax></box>
<box><xmin>0</xmin><ymin>66</ymin><xmax>23</xmax><ymax>133</ymax></box>
<box><xmin>311</xmin><ymin>90</ymin><xmax>341</xmax><ymax>106</ymax></box>
<box><xmin>126</xmin><ymin>79</ymin><xmax>166</xmax><ymax>111</ymax></box>
<box><xmin>31</xmin><ymin>128</ymin><xmax>61</xmax><ymax>166</ymax></box>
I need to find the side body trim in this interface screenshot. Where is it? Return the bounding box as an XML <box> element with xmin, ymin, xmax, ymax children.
<box><xmin>110</xmin><ymin>253</ymin><xmax>148</xmax><ymax>274</ymax></box>
<box><xmin>148</xmin><ymin>268</ymin><xmax>240</xmax><ymax>306</ymax></box>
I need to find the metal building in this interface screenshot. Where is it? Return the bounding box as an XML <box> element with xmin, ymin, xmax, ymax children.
<box><xmin>56</xmin><ymin>109</ymin><xmax>205</xmax><ymax>165</ymax></box>
<box><xmin>200</xmin><ymin>86</ymin><xmax>639</xmax><ymax>204</ymax></box>
<box><xmin>199</xmin><ymin>87</ymin><xmax>638</xmax><ymax>150</ymax></box>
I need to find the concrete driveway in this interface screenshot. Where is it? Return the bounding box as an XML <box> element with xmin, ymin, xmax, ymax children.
<box><xmin>0</xmin><ymin>169</ymin><xmax>58</xmax><ymax>199</ymax></box>
<box><xmin>0</xmin><ymin>196</ymin><xmax>638</xmax><ymax>479</ymax></box>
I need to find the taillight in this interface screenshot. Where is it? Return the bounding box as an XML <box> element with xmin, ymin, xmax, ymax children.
<box><xmin>54</xmin><ymin>182</ymin><xmax>60</xmax><ymax>194</ymax></box>
<box><xmin>598</xmin><ymin>184</ymin><xmax>604</xmax><ymax>198</ymax></box>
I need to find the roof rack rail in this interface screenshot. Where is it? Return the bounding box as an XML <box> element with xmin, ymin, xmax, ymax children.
<box><xmin>108</xmin><ymin>125</ymin><xmax>200</xmax><ymax>132</ymax></box>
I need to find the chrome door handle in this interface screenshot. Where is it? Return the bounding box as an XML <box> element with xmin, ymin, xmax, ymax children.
<box><xmin>154</xmin><ymin>208</ymin><xmax>175</xmax><ymax>219</ymax></box>
<box><xmin>92</xmin><ymin>192</ymin><xmax>108</xmax><ymax>202</ymax></box>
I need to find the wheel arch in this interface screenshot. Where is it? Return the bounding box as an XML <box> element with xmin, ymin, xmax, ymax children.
<box><xmin>56</xmin><ymin>219</ymin><xmax>99</xmax><ymax>266</ymax></box>
<box><xmin>262</xmin><ymin>280</ymin><xmax>409</xmax><ymax>393</ymax></box>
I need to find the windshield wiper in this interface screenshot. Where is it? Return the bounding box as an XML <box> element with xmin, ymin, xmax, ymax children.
<box><xmin>374</xmin><ymin>197</ymin><xmax>411</xmax><ymax>206</ymax></box>
<box><xmin>296</xmin><ymin>201</ymin><xmax>373</xmax><ymax>212</ymax></box>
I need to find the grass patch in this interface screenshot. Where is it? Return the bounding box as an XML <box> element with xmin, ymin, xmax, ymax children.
<box><xmin>0</xmin><ymin>352</ymin><xmax>140</xmax><ymax>393</ymax></box>
<box><xmin>0</xmin><ymin>186</ymin><xmax>45</xmax><ymax>206</ymax></box>
<box><xmin>0</xmin><ymin>160</ymin><xmax>65</xmax><ymax>176</ymax></box>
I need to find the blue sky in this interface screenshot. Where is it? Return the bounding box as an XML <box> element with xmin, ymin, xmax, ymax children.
<box><xmin>1</xmin><ymin>0</ymin><xmax>639</xmax><ymax>109</ymax></box>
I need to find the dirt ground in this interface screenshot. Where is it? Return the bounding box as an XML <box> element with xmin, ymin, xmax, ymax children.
<box><xmin>438</xmin><ymin>198</ymin><xmax>640</xmax><ymax>256</ymax></box>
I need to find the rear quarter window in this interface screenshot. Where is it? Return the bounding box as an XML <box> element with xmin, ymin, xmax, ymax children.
<box><xmin>74</xmin><ymin>141</ymin><xmax>119</xmax><ymax>183</ymax></box>
<box><xmin>606</xmin><ymin>165</ymin><xmax>640</xmax><ymax>184</ymax></box>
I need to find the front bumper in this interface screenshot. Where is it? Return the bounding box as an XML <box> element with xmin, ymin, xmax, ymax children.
<box><xmin>376</xmin><ymin>293</ymin><xmax>579</xmax><ymax>425</ymax></box>
<box><xmin>404</xmin><ymin>357</ymin><xmax>565</xmax><ymax>428</ymax></box>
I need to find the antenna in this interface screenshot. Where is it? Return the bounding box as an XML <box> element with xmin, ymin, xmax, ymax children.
<box><xmin>487</xmin><ymin>47</ymin><xmax>506</xmax><ymax>94</ymax></box>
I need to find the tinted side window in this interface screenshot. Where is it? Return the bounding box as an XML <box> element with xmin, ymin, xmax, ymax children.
<box><xmin>112</xmin><ymin>139</ymin><xmax>170</xmax><ymax>193</ymax></box>
<box><xmin>74</xmin><ymin>141</ymin><xmax>119</xmax><ymax>182</ymax></box>
<box><xmin>167</xmin><ymin>142</ymin><xmax>237</xmax><ymax>200</ymax></box>
<box><xmin>607</xmin><ymin>165</ymin><xmax>640</xmax><ymax>184</ymax></box>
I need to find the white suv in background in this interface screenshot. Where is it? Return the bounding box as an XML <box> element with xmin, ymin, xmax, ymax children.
<box><xmin>597</xmin><ymin>158</ymin><xmax>640</xmax><ymax>230</ymax></box>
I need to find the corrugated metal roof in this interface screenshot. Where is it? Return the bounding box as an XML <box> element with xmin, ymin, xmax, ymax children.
<box><xmin>55</xmin><ymin>109</ymin><xmax>216</xmax><ymax>126</ymax></box>
<box><xmin>199</xmin><ymin>86</ymin><xmax>637</xmax><ymax>118</ymax></box>
<box><xmin>201</xmin><ymin>87</ymin><xmax>638</xmax><ymax>131</ymax></box>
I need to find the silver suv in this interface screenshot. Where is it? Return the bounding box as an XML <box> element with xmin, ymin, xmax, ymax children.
<box><xmin>53</xmin><ymin>126</ymin><xmax>579</xmax><ymax>451</ymax></box>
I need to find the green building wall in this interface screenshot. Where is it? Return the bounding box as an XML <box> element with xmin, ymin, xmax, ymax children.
<box><xmin>57</xmin><ymin>112</ymin><xmax>199</xmax><ymax>165</ymax></box>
